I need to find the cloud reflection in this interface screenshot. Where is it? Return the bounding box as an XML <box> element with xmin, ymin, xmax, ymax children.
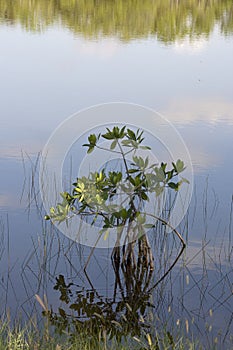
<box><xmin>172</xmin><ymin>37</ymin><xmax>208</xmax><ymax>55</ymax></box>
<box><xmin>162</xmin><ymin>97</ymin><xmax>233</xmax><ymax>125</ymax></box>
<box><xmin>77</xmin><ymin>38</ymin><xmax>120</xmax><ymax>59</ymax></box>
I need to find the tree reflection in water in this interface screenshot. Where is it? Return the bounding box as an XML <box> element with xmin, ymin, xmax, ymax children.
<box><xmin>0</xmin><ymin>0</ymin><xmax>232</xmax><ymax>42</ymax></box>
<box><xmin>40</xmin><ymin>219</ymin><xmax>185</xmax><ymax>344</ymax></box>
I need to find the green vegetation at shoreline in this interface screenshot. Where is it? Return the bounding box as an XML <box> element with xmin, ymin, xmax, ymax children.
<box><xmin>0</xmin><ymin>0</ymin><xmax>232</xmax><ymax>42</ymax></box>
<box><xmin>0</xmin><ymin>319</ymin><xmax>223</xmax><ymax>350</ymax></box>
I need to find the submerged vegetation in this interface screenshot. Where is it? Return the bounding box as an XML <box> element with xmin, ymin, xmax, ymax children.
<box><xmin>0</xmin><ymin>0</ymin><xmax>232</xmax><ymax>42</ymax></box>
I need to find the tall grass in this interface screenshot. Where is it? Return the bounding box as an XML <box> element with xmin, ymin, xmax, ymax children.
<box><xmin>0</xmin><ymin>317</ymin><xmax>222</xmax><ymax>350</ymax></box>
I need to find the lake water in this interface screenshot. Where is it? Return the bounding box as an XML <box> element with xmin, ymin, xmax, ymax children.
<box><xmin>0</xmin><ymin>1</ymin><xmax>233</xmax><ymax>348</ymax></box>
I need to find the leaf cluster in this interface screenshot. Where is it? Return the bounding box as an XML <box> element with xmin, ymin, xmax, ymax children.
<box><xmin>45</xmin><ymin>126</ymin><xmax>189</xmax><ymax>234</ymax></box>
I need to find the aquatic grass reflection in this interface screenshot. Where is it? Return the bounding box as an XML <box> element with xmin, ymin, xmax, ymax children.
<box><xmin>0</xmin><ymin>0</ymin><xmax>232</xmax><ymax>42</ymax></box>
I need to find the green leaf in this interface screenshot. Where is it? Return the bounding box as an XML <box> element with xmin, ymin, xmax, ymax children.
<box><xmin>129</xmin><ymin>177</ymin><xmax>135</xmax><ymax>185</ymax></box>
<box><xmin>166</xmin><ymin>170</ymin><xmax>174</xmax><ymax>181</ymax></box>
<box><xmin>127</xmin><ymin>128</ymin><xmax>136</xmax><ymax>140</ymax></box>
<box><xmin>176</xmin><ymin>159</ymin><xmax>185</xmax><ymax>173</ymax></box>
<box><xmin>155</xmin><ymin>167</ymin><xmax>166</xmax><ymax>182</ymax></box>
<box><xmin>134</xmin><ymin>176</ymin><xmax>142</xmax><ymax>186</ymax></box>
<box><xmin>87</xmin><ymin>146</ymin><xmax>94</xmax><ymax>154</ymax></box>
<box><xmin>113</xmin><ymin>211</ymin><xmax>121</xmax><ymax>219</ymax></box>
<box><xmin>136</xmin><ymin>129</ymin><xmax>144</xmax><ymax>140</ymax></box>
<box><xmin>121</xmin><ymin>140</ymin><xmax>131</xmax><ymax>147</ymax></box>
<box><xmin>131</xmin><ymin>140</ymin><xmax>138</xmax><ymax>149</ymax></box>
<box><xmin>120</xmin><ymin>208</ymin><xmax>128</xmax><ymax>220</ymax></box>
<box><xmin>113</xmin><ymin>126</ymin><xmax>120</xmax><ymax>138</ymax></box>
<box><xmin>141</xmin><ymin>192</ymin><xmax>148</xmax><ymax>201</ymax></box>
<box><xmin>137</xmin><ymin>214</ymin><xmax>146</xmax><ymax>224</ymax></box>
<box><xmin>161</xmin><ymin>162</ymin><xmax>167</xmax><ymax>172</ymax></box>
<box><xmin>168</xmin><ymin>182</ymin><xmax>179</xmax><ymax>190</ymax></box>
<box><xmin>145</xmin><ymin>173</ymin><xmax>156</xmax><ymax>187</ymax></box>
<box><xmin>50</xmin><ymin>207</ymin><xmax>55</xmax><ymax>214</ymax></box>
<box><xmin>102</xmin><ymin>132</ymin><xmax>114</xmax><ymax>140</ymax></box>
<box><xmin>181</xmin><ymin>177</ymin><xmax>190</xmax><ymax>184</ymax></box>
<box><xmin>110</xmin><ymin>139</ymin><xmax>117</xmax><ymax>150</ymax></box>
<box><xmin>119</xmin><ymin>126</ymin><xmax>126</xmax><ymax>138</ymax></box>
<box><xmin>116</xmin><ymin>172</ymin><xmax>122</xmax><ymax>182</ymax></box>
<box><xmin>88</xmin><ymin>134</ymin><xmax>97</xmax><ymax>145</ymax></box>
<box><xmin>144</xmin><ymin>224</ymin><xmax>155</xmax><ymax>229</ymax></box>
<box><xmin>172</xmin><ymin>162</ymin><xmax>177</xmax><ymax>172</ymax></box>
<box><xmin>128</xmin><ymin>169</ymin><xmax>138</xmax><ymax>173</ymax></box>
<box><xmin>140</xmin><ymin>145</ymin><xmax>151</xmax><ymax>150</ymax></box>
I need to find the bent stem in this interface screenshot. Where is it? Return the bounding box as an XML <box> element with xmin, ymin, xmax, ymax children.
<box><xmin>143</xmin><ymin>212</ymin><xmax>186</xmax><ymax>293</ymax></box>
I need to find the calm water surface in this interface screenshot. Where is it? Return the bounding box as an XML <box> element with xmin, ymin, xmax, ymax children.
<box><xmin>0</xmin><ymin>1</ymin><xmax>233</xmax><ymax>347</ymax></box>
